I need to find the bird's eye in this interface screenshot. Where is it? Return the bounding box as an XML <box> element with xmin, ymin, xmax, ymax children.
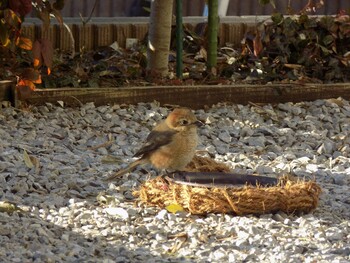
<box><xmin>180</xmin><ymin>119</ymin><xmax>189</xmax><ymax>125</ymax></box>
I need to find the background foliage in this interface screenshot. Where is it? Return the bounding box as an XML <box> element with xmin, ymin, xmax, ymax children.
<box><xmin>0</xmin><ymin>0</ymin><xmax>64</xmax><ymax>89</ymax></box>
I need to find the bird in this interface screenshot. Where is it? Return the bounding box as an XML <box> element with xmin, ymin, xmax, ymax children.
<box><xmin>105</xmin><ymin>107</ymin><xmax>203</xmax><ymax>181</ymax></box>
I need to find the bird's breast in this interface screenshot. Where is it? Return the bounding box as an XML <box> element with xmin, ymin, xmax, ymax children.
<box><xmin>149</xmin><ymin>128</ymin><xmax>198</xmax><ymax>171</ymax></box>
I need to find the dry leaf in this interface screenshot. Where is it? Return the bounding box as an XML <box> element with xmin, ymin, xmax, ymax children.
<box><xmin>326</xmin><ymin>98</ymin><xmax>344</xmax><ymax>107</ymax></box>
<box><xmin>166</xmin><ymin>203</ymin><xmax>184</xmax><ymax>213</ymax></box>
<box><xmin>32</xmin><ymin>40</ymin><xmax>42</xmax><ymax>68</ymax></box>
<box><xmin>23</xmin><ymin>149</ymin><xmax>34</xmax><ymax>168</ymax></box>
<box><xmin>17</xmin><ymin>37</ymin><xmax>32</xmax><ymax>50</ymax></box>
<box><xmin>198</xmin><ymin>46</ymin><xmax>207</xmax><ymax>61</ymax></box>
<box><xmin>41</xmin><ymin>38</ymin><xmax>53</xmax><ymax>70</ymax></box>
<box><xmin>30</xmin><ymin>156</ymin><xmax>40</xmax><ymax>174</ymax></box>
<box><xmin>57</xmin><ymin>101</ymin><xmax>64</xmax><ymax>107</ymax></box>
<box><xmin>17</xmin><ymin>79</ymin><xmax>36</xmax><ymax>91</ymax></box>
<box><xmin>253</xmin><ymin>29</ymin><xmax>263</xmax><ymax>57</ymax></box>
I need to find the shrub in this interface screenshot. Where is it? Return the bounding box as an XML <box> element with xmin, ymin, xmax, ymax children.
<box><xmin>0</xmin><ymin>0</ymin><xmax>65</xmax><ymax>89</ymax></box>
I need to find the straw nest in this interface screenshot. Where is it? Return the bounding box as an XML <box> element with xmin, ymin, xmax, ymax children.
<box><xmin>134</xmin><ymin>156</ymin><xmax>322</xmax><ymax>215</ymax></box>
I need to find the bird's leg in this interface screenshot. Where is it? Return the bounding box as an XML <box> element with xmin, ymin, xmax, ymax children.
<box><xmin>161</xmin><ymin>170</ymin><xmax>187</xmax><ymax>182</ymax></box>
<box><xmin>160</xmin><ymin>168</ymin><xmax>184</xmax><ymax>179</ymax></box>
<box><xmin>159</xmin><ymin>169</ymin><xmax>171</xmax><ymax>179</ymax></box>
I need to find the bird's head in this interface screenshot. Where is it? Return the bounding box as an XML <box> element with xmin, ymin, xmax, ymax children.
<box><xmin>166</xmin><ymin>108</ymin><xmax>203</xmax><ymax>131</ymax></box>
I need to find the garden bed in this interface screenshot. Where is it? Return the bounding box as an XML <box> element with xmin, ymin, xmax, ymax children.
<box><xmin>2</xmin><ymin>15</ymin><xmax>349</xmax><ymax>108</ymax></box>
<box><xmin>8</xmin><ymin>83</ymin><xmax>350</xmax><ymax>108</ymax></box>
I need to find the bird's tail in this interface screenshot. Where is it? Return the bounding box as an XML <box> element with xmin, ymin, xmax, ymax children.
<box><xmin>104</xmin><ymin>159</ymin><xmax>144</xmax><ymax>181</ymax></box>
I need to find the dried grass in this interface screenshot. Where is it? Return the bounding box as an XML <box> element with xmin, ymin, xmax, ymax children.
<box><xmin>133</xmin><ymin>156</ymin><xmax>321</xmax><ymax>215</ymax></box>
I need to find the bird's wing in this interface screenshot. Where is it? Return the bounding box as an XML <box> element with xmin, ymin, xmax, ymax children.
<box><xmin>133</xmin><ymin>130</ymin><xmax>177</xmax><ymax>158</ymax></box>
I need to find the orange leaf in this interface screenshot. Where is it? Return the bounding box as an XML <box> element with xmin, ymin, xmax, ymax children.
<box><xmin>17</xmin><ymin>37</ymin><xmax>32</xmax><ymax>50</ymax></box>
<box><xmin>253</xmin><ymin>30</ymin><xmax>263</xmax><ymax>57</ymax></box>
<box><xmin>32</xmin><ymin>74</ymin><xmax>42</xmax><ymax>84</ymax></box>
<box><xmin>17</xmin><ymin>79</ymin><xmax>36</xmax><ymax>90</ymax></box>
<box><xmin>33</xmin><ymin>58</ymin><xmax>41</xmax><ymax>67</ymax></box>
<box><xmin>20</xmin><ymin>68</ymin><xmax>41</xmax><ymax>84</ymax></box>
<box><xmin>47</xmin><ymin>67</ymin><xmax>51</xmax><ymax>75</ymax></box>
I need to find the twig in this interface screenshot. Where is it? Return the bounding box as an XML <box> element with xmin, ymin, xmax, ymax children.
<box><xmin>69</xmin><ymin>95</ymin><xmax>83</xmax><ymax>107</ymax></box>
<box><xmin>63</xmin><ymin>22</ymin><xmax>75</xmax><ymax>58</ymax></box>
<box><xmin>88</xmin><ymin>140</ymin><xmax>114</xmax><ymax>151</ymax></box>
<box><xmin>80</xmin><ymin>0</ymin><xmax>99</xmax><ymax>26</ymax></box>
<box><xmin>49</xmin><ymin>14</ymin><xmax>75</xmax><ymax>58</ymax></box>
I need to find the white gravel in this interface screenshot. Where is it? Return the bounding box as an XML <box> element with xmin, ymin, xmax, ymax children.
<box><xmin>0</xmin><ymin>99</ymin><xmax>349</xmax><ymax>262</ymax></box>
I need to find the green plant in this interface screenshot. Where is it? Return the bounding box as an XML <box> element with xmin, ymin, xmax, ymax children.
<box><xmin>240</xmin><ymin>12</ymin><xmax>350</xmax><ymax>83</ymax></box>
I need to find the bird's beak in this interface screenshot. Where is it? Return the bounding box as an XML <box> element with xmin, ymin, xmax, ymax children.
<box><xmin>194</xmin><ymin>120</ymin><xmax>204</xmax><ymax>127</ymax></box>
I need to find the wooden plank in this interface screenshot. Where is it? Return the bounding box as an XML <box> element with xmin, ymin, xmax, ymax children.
<box><xmin>58</xmin><ymin>23</ymin><xmax>75</xmax><ymax>51</ymax></box>
<box><xmin>132</xmin><ymin>24</ymin><xmax>148</xmax><ymax>42</ymax></box>
<box><xmin>21</xmin><ymin>24</ymin><xmax>36</xmax><ymax>43</ymax></box>
<box><xmin>96</xmin><ymin>24</ymin><xmax>114</xmax><ymax>47</ymax></box>
<box><xmin>37</xmin><ymin>24</ymin><xmax>57</xmax><ymax>45</ymax></box>
<box><xmin>14</xmin><ymin>84</ymin><xmax>350</xmax><ymax>109</ymax></box>
<box><xmin>76</xmin><ymin>24</ymin><xmax>95</xmax><ymax>51</ymax></box>
<box><xmin>22</xmin><ymin>17</ymin><xmax>267</xmax><ymax>51</ymax></box>
<box><xmin>220</xmin><ymin>23</ymin><xmax>247</xmax><ymax>47</ymax></box>
<box><xmin>114</xmin><ymin>24</ymin><xmax>132</xmax><ymax>48</ymax></box>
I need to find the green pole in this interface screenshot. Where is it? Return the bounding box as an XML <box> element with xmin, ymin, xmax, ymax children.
<box><xmin>176</xmin><ymin>0</ymin><xmax>183</xmax><ymax>79</ymax></box>
<box><xmin>207</xmin><ymin>0</ymin><xmax>218</xmax><ymax>74</ymax></box>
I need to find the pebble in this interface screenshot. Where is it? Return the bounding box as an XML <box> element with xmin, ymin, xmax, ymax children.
<box><xmin>0</xmin><ymin>99</ymin><xmax>350</xmax><ymax>262</ymax></box>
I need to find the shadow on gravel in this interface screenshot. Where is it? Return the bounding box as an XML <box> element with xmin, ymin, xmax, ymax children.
<box><xmin>0</xmin><ymin>183</ymin><xmax>191</xmax><ymax>262</ymax></box>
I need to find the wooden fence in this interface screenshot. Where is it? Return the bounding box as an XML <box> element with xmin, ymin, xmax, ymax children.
<box><xmin>60</xmin><ymin>0</ymin><xmax>350</xmax><ymax>17</ymax></box>
<box><xmin>23</xmin><ymin>17</ymin><xmax>260</xmax><ymax>51</ymax></box>
<box><xmin>22</xmin><ymin>0</ymin><xmax>350</xmax><ymax>51</ymax></box>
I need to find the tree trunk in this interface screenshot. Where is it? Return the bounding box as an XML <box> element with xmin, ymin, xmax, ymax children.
<box><xmin>147</xmin><ymin>0</ymin><xmax>174</xmax><ymax>77</ymax></box>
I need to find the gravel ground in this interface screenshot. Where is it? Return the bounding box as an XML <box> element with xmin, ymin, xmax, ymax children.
<box><xmin>0</xmin><ymin>99</ymin><xmax>349</xmax><ymax>263</ymax></box>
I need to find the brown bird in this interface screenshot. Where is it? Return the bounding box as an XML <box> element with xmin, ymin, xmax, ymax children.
<box><xmin>105</xmin><ymin>107</ymin><xmax>203</xmax><ymax>181</ymax></box>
